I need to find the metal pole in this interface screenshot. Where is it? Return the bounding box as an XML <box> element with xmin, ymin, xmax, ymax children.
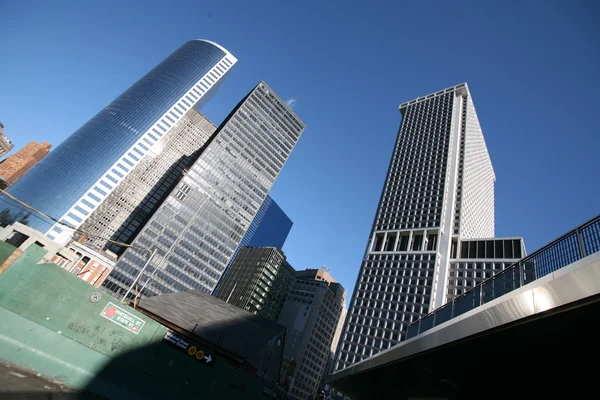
<box><xmin>138</xmin><ymin>262</ymin><xmax>161</xmax><ymax>296</ymax></box>
<box><xmin>121</xmin><ymin>248</ymin><xmax>157</xmax><ymax>302</ymax></box>
<box><xmin>518</xmin><ymin>262</ymin><xmax>524</xmax><ymax>288</ymax></box>
<box><xmin>225</xmin><ymin>282</ymin><xmax>237</xmax><ymax>303</ymax></box>
<box><xmin>577</xmin><ymin>229</ymin><xmax>587</xmax><ymax>259</ymax></box>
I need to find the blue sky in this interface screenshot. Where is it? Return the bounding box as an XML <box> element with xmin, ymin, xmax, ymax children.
<box><xmin>1</xmin><ymin>0</ymin><xmax>599</xmax><ymax>302</ymax></box>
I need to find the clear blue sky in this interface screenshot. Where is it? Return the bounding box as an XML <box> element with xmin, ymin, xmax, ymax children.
<box><xmin>1</xmin><ymin>0</ymin><xmax>599</xmax><ymax>302</ymax></box>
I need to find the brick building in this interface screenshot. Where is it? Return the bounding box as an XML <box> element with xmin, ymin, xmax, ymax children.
<box><xmin>0</xmin><ymin>141</ymin><xmax>51</xmax><ymax>189</ymax></box>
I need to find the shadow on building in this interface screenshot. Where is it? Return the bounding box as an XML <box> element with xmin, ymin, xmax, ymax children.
<box><xmin>95</xmin><ymin>103</ymin><xmax>234</xmax><ymax>257</ymax></box>
<box><xmin>78</xmin><ymin>318</ymin><xmax>287</xmax><ymax>399</ymax></box>
<box><xmin>75</xmin><ymin>151</ymin><xmax>194</xmax><ymax>256</ymax></box>
<box><xmin>2</xmin><ymin>300</ymin><xmax>289</xmax><ymax>400</ymax></box>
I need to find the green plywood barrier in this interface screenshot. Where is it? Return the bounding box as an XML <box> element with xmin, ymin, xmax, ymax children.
<box><xmin>0</xmin><ymin>245</ymin><xmax>284</xmax><ymax>399</ymax></box>
<box><xmin>0</xmin><ymin>240</ymin><xmax>17</xmax><ymax>265</ymax></box>
<box><xmin>0</xmin><ymin>245</ymin><xmax>166</xmax><ymax>358</ymax></box>
<box><xmin>0</xmin><ymin>307</ymin><xmax>108</xmax><ymax>389</ymax></box>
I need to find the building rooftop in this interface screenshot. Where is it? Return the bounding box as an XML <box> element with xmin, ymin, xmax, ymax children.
<box><xmin>137</xmin><ymin>290</ymin><xmax>286</xmax><ymax>370</ymax></box>
<box><xmin>399</xmin><ymin>82</ymin><xmax>469</xmax><ymax>113</ymax></box>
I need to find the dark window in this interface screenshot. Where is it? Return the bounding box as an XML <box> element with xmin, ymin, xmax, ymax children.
<box><xmin>6</xmin><ymin>231</ymin><xmax>29</xmax><ymax>247</ymax></box>
<box><xmin>412</xmin><ymin>234</ymin><xmax>423</xmax><ymax>251</ymax></box>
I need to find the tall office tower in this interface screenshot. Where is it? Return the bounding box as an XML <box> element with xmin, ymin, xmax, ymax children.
<box><xmin>277</xmin><ymin>269</ymin><xmax>346</xmax><ymax>400</ymax></box>
<box><xmin>75</xmin><ymin>109</ymin><xmax>217</xmax><ymax>254</ymax></box>
<box><xmin>102</xmin><ymin>81</ymin><xmax>304</xmax><ymax>297</ymax></box>
<box><xmin>335</xmin><ymin>83</ymin><xmax>508</xmax><ymax>371</ymax></box>
<box><xmin>0</xmin><ymin>40</ymin><xmax>236</xmax><ymax>244</ymax></box>
<box><xmin>0</xmin><ymin>123</ymin><xmax>13</xmax><ymax>157</ymax></box>
<box><xmin>0</xmin><ymin>141</ymin><xmax>51</xmax><ymax>190</ymax></box>
<box><xmin>214</xmin><ymin>247</ymin><xmax>296</xmax><ymax>322</ymax></box>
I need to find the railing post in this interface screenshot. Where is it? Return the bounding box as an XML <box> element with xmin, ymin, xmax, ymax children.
<box><xmin>518</xmin><ymin>262</ymin><xmax>523</xmax><ymax>288</ymax></box>
<box><xmin>479</xmin><ymin>283</ymin><xmax>483</xmax><ymax>307</ymax></box>
<box><xmin>577</xmin><ymin>229</ymin><xmax>587</xmax><ymax>259</ymax></box>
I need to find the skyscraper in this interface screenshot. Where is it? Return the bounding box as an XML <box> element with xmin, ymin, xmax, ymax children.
<box><xmin>0</xmin><ymin>40</ymin><xmax>236</xmax><ymax>244</ymax></box>
<box><xmin>214</xmin><ymin>246</ymin><xmax>296</xmax><ymax>322</ymax></box>
<box><xmin>277</xmin><ymin>269</ymin><xmax>346</xmax><ymax>400</ymax></box>
<box><xmin>240</xmin><ymin>195</ymin><xmax>293</xmax><ymax>249</ymax></box>
<box><xmin>102</xmin><ymin>81</ymin><xmax>304</xmax><ymax>297</ymax></box>
<box><xmin>0</xmin><ymin>123</ymin><xmax>13</xmax><ymax>157</ymax></box>
<box><xmin>0</xmin><ymin>141</ymin><xmax>51</xmax><ymax>189</ymax></box>
<box><xmin>335</xmin><ymin>83</ymin><xmax>516</xmax><ymax>371</ymax></box>
<box><xmin>74</xmin><ymin>109</ymin><xmax>217</xmax><ymax>254</ymax></box>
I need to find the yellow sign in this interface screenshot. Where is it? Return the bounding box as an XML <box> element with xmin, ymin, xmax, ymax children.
<box><xmin>163</xmin><ymin>330</ymin><xmax>215</xmax><ymax>366</ymax></box>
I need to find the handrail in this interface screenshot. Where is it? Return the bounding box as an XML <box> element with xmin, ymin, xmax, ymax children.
<box><xmin>405</xmin><ymin>214</ymin><xmax>600</xmax><ymax>340</ymax></box>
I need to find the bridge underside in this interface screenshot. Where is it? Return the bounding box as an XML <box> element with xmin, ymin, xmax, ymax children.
<box><xmin>329</xmin><ymin>255</ymin><xmax>600</xmax><ymax>399</ymax></box>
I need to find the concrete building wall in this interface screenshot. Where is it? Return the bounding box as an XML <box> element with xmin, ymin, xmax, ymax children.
<box><xmin>0</xmin><ymin>222</ymin><xmax>77</xmax><ymax>268</ymax></box>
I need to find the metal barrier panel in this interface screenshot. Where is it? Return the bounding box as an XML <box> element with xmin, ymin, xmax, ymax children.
<box><xmin>452</xmin><ymin>289</ymin><xmax>480</xmax><ymax>318</ymax></box>
<box><xmin>406</xmin><ymin>320</ymin><xmax>420</xmax><ymax>340</ymax></box>
<box><xmin>433</xmin><ymin>302</ymin><xmax>453</xmax><ymax>327</ymax></box>
<box><xmin>532</xmin><ymin>232</ymin><xmax>580</xmax><ymax>278</ymax></box>
<box><xmin>581</xmin><ymin>219</ymin><xmax>600</xmax><ymax>256</ymax></box>
<box><xmin>419</xmin><ymin>313</ymin><xmax>435</xmax><ymax>333</ymax></box>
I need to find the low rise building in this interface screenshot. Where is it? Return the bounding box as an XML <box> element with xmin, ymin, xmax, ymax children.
<box><xmin>136</xmin><ymin>289</ymin><xmax>287</xmax><ymax>386</ymax></box>
<box><xmin>60</xmin><ymin>241</ymin><xmax>116</xmax><ymax>288</ymax></box>
<box><xmin>0</xmin><ymin>222</ymin><xmax>114</xmax><ymax>288</ymax></box>
<box><xmin>0</xmin><ymin>222</ymin><xmax>77</xmax><ymax>269</ymax></box>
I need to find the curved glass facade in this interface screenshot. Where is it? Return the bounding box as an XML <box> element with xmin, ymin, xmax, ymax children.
<box><xmin>0</xmin><ymin>40</ymin><xmax>236</xmax><ymax>236</ymax></box>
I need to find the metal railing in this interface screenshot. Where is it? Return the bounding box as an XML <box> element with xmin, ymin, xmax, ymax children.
<box><xmin>406</xmin><ymin>214</ymin><xmax>600</xmax><ymax>340</ymax></box>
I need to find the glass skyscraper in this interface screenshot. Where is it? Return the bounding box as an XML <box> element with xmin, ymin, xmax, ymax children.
<box><xmin>335</xmin><ymin>83</ymin><xmax>524</xmax><ymax>371</ymax></box>
<box><xmin>0</xmin><ymin>40</ymin><xmax>237</xmax><ymax>244</ymax></box>
<box><xmin>102</xmin><ymin>81</ymin><xmax>305</xmax><ymax>297</ymax></box>
<box><xmin>242</xmin><ymin>195</ymin><xmax>293</xmax><ymax>249</ymax></box>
